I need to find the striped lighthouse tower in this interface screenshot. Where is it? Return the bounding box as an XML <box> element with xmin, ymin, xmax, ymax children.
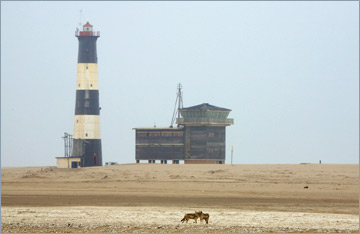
<box><xmin>71</xmin><ymin>22</ymin><xmax>102</xmax><ymax>167</ymax></box>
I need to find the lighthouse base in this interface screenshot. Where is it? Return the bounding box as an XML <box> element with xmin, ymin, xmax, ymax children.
<box><xmin>72</xmin><ymin>139</ymin><xmax>102</xmax><ymax>167</ymax></box>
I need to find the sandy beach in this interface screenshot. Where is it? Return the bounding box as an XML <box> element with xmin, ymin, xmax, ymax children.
<box><xmin>1</xmin><ymin>163</ymin><xmax>359</xmax><ymax>233</ymax></box>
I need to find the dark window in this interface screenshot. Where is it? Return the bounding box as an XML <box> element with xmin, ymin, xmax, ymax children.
<box><xmin>162</xmin><ymin>132</ymin><xmax>172</xmax><ymax>137</ymax></box>
<box><xmin>149</xmin><ymin>132</ymin><xmax>161</xmax><ymax>137</ymax></box>
<box><xmin>137</xmin><ymin>132</ymin><xmax>147</xmax><ymax>137</ymax></box>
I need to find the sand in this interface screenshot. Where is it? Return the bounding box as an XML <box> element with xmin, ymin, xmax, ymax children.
<box><xmin>1</xmin><ymin>163</ymin><xmax>359</xmax><ymax>233</ymax></box>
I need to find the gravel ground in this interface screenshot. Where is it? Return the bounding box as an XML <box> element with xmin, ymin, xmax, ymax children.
<box><xmin>2</xmin><ymin>164</ymin><xmax>358</xmax><ymax>233</ymax></box>
<box><xmin>1</xmin><ymin>206</ymin><xmax>359</xmax><ymax>233</ymax></box>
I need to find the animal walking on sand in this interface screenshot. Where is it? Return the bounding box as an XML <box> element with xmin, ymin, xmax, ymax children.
<box><xmin>195</xmin><ymin>211</ymin><xmax>210</xmax><ymax>224</ymax></box>
<box><xmin>180</xmin><ymin>211</ymin><xmax>200</xmax><ymax>223</ymax></box>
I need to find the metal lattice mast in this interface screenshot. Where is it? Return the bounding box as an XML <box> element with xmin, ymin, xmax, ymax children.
<box><xmin>170</xmin><ymin>83</ymin><xmax>183</xmax><ymax>127</ymax></box>
<box><xmin>62</xmin><ymin>132</ymin><xmax>73</xmax><ymax>158</ymax></box>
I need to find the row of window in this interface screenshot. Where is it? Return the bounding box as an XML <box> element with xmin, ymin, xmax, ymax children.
<box><xmin>208</xmin><ymin>132</ymin><xmax>225</xmax><ymax>140</ymax></box>
<box><xmin>136</xmin><ymin>131</ymin><xmax>223</xmax><ymax>138</ymax></box>
<box><xmin>137</xmin><ymin>131</ymin><xmax>184</xmax><ymax>137</ymax></box>
<box><xmin>207</xmin><ymin>147</ymin><xmax>223</xmax><ymax>153</ymax></box>
<box><xmin>181</xmin><ymin>110</ymin><xmax>229</xmax><ymax>119</ymax></box>
<box><xmin>78</xmin><ymin>83</ymin><xmax>94</xmax><ymax>87</ymax></box>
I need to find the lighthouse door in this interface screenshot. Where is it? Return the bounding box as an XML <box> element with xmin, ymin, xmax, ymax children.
<box><xmin>93</xmin><ymin>153</ymin><xmax>97</xmax><ymax>165</ymax></box>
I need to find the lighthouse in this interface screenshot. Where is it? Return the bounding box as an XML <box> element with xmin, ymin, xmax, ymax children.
<box><xmin>71</xmin><ymin>22</ymin><xmax>102</xmax><ymax>167</ymax></box>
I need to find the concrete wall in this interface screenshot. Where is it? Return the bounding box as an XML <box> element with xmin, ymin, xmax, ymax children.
<box><xmin>56</xmin><ymin>157</ymin><xmax>81</xmax><ymax>168</ymax></box>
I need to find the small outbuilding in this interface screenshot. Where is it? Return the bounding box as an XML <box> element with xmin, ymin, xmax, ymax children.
<box><xmin>56</xmin><ymin>157</ymin><xmax>82</xmax><ymax>168</ymax></box>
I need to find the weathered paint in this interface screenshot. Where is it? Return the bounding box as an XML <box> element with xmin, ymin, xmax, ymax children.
<box><xmin>73</xmin><ymin>115</ymin><xmax>101</xmax><ymax>139</ymax></box>
<box><xmin>76</xmin><ymin>63</ymin><xmax>99</xmax><ymax>90</ymax></box>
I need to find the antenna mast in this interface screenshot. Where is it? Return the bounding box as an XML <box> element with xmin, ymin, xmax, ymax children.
<box><xmin>170</xmin><ymin>83</ymin><xmax>183</xmax><ymax>127</ymax></box>
<box><xmin>62</xmin><ymin>132</ymin><xmax>73</xmax><ymax>158</ymax></box>
<box><xmin>78</xmin><ymin>10</ymin><xmax>83</xmax><ymax>29</ymax></box>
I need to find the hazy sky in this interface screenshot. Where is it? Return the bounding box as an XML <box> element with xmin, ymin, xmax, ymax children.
<box><xmin>1</xmin><ymin>1</ymin><xmax>359</xmax><ymax>167</ymax></box>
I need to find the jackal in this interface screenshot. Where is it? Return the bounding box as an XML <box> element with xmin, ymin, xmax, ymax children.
<box><xmin>195</xmin><ymin>211</ymin><xmax>210</xmax><ymax>224</ymax></box>
<box><xmin>180</xmin><ymin>211</ymin><xmax>200</xmax><ymax>223</ymax></box>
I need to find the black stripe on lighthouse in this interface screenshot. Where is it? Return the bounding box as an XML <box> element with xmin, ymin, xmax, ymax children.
<box><xmin>77</xmin><ymin>36</ymin><xmax>98</xmax><ymax>63</ymax></box>
<box><xmin>75</xmin><ymin>90</ymin><xmax>100</xmax><ymax>115</ymax></box>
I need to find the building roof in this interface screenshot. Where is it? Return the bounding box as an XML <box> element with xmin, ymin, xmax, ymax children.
<box><xmin>83</xmin><ymin>22</ymin><xmax>93</xmax><ymax>27</ymax></box>
<box><xmin>180</xmin><ymin>103</ymin><xmax>231</xmax><ymax>111</ymax></box>
<box><xmin>133</xmin><ymin>127</ymin><xmax>184</xmax><ymax>130</ymax></box>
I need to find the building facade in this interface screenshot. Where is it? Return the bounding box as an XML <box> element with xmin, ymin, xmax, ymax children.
<box><xmin>134</xmin><ymin>128</ymin><xmax>184</xmax><ymax>164</ymax></box>
<box><xmin>134</xmin><ymin>103</ymin><xmax>233</xmax><ymax>164</ymax></box>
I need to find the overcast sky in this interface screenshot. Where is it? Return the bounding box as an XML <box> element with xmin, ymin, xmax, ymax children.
<box><xmin>1</xmin><ymin>1</ymin><xmax>359</xmax><ymax>167</ymax></box>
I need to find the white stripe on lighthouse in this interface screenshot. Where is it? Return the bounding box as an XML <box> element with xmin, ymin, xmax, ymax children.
<box><xmin>76</xmin><ymin>63</ymin><xmax>99</xmax><ymax>90</ymax></box>
<box><xmin>73</xmin><ymin>115</ymin><xmax>101</xmax><ymax>139</ymax></box>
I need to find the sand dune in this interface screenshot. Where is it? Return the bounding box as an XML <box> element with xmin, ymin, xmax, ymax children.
<box><xmin>1</xmin><ymin>164</ymin><xmax>359</xmax><ymax>233</ymax></box>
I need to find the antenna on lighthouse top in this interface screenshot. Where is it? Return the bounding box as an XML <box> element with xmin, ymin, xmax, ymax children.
<box><xmin>170</xmin><ymin>83</ymin><xmax>183</xmax><ymax>128</ymax></box>
<box><xmin>78</xmin><ymin>10</ymin><xmax>83</xmax><ymax>28</ymax></box>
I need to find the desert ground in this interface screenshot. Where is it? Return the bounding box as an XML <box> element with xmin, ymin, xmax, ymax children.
<box><xmin>1</xmin><ymin>163</ymin><xmax>359</xmax><ymax>233</ymax></box>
